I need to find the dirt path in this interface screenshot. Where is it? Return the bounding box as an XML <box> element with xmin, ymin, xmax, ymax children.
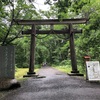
<box><xmin>0</xmin><ymin>66</ymin><xmax>100</xmax><ymax>100</ymax></box>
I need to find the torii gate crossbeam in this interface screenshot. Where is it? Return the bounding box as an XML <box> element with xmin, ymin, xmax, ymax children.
<box><xmin>13</xmin><ymin>18</ymin><xmax>87</xmax><ymax>25</ymax></box>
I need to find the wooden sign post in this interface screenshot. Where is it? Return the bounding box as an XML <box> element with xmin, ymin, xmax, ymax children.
<box><xmin>86</xmin><ymin>61</ymin><xmax>100</xmax><ymax>81</ymax></box>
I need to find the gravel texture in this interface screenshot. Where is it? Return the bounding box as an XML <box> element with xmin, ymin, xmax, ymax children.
<box><xmin>0</xmin><ymin>67</ymin><xmax>100</xmax><ymax>100</ymax></box>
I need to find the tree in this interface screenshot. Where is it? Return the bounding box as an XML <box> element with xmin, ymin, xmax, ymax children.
<box><xmin>0</xmin><ymin>0</ymin><xmax>40</xmax><ymax>45</ymax></box>
<box><xmin>0</xmin><ymin>0</ymin><xmax>41</xmax><ymax>67</ymax></box>
<box><xmin>1</xmin><ymin>0</ymin><xmax>100</xmax><ymax>68</ymax></box>
<box><xmin>75</xmin><ymin>0</ymin><xmax>100</xmax><ymax>68</ymax></box>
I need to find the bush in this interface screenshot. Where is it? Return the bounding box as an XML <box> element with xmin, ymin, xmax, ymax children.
<box><xmin>60</xmin><ymin>60</ymin><xmax>71</xmax><ymax>65</ymax></box>
<box><xmin>22</xmin><ymin>63</ymin><xmax>29</xmax><ymax>68</ymax></box>
<box><xmin>35</xmin><ymin>64</ymin><xmax>41</xmax><ymax>69</ymax></box>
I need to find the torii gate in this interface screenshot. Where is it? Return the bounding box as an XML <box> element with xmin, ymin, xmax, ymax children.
<box><xmin>13</xmin><ymin>18</ymin><xmax>87</xmax><ymax>76</ymax></box>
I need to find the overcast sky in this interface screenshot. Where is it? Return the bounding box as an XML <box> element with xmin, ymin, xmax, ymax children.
<box><xmin>33</xmin><ymin>0</ymin><xmax>50</xmax><ymax>11</ymax></box>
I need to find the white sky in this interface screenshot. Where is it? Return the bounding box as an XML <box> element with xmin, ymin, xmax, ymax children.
<box><xmin>33</xmin><ymin>0</ymin><xmax>50</xmax><ymax>11</ymax></box>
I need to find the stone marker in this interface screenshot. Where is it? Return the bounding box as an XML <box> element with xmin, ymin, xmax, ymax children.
<box><xmin>0</xmin><ymin>46</ymin><xmax>20</xmax><ymax>90</ymax></box>
<box><xmin>0</xmin><ymin>46</ymin><xmax>15</xmax><ymax>79</ymax></box>
<box><xmin>86</xmin><ymin>61</ymin><xmax>100</xmax><ymax>81</ymax></box>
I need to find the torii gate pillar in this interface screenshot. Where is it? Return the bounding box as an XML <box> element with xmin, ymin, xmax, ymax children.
<box><xmin>69</xmin><ymin>24</ymin><xmax>79</xmax><ymax>73</ymax></box>
<box><xmin>23</xmin><ymin>25</ymin><xmax>36</xmax><ymax>77</ymax></box>
<box><xmin>69</xmin><ymin>24</ymin><xmax>83</xmax><ymax>76</ymax></box>
<box><xmin>28</xmin><ymin>25</ymin><xmax>36</xmax><ymax>74</ymax></box>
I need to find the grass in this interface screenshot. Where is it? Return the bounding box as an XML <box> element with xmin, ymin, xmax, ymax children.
<box><xmin>53</xmin><ymin>65</ymin><xmax>72</xmax><ymax>74</ymax></box>
<box><xmin>15</xmin><ymin>68</ymin><xmax>39</xmax><ymax>80</ymax></box>
<box><xmin>15</xmin><ymin>68</ymin><xmax>28</xmax><ymax>80</ymax></box>
<box><xmin>53</xmin><ymin>65</ymin><xmax>85</xmax><ymax>76</ymax></box>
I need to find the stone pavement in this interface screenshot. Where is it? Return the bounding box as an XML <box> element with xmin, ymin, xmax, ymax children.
<box><xmin>0</xmin><ymin>67</ymin><xmax>100</xmax><ymax>100</ymax></box>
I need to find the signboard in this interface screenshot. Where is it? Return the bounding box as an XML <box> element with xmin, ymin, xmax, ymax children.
<box><xmin>0</xmin><ymin>46</ymin><xmax>15</xmax><ymax>79</ymax></box>
<box><xmin>86</xmin><ymin>61</ymin><xmax>100</xmax><ymax>81</ymax></box>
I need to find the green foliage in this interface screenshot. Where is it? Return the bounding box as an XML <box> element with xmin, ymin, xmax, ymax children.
<box><xmin>75</xmin><ymin>0</ymin><xmax>100</xmax><ymax>69</ymax></box>
<box><xmin>0</xmin><ymin>0</ymin><xmax>40</xmax><ymax>45</ymax></box>
<box><xmin>53</xmin><ymin>65</ymin><xmax>71</xmax><ymax>73</ymax></box>
<box><xmin>0</xmin><ymin>0</ymin><xmax>100</xmax><ymax>72</ymax></box>
<box><xmin>14</xmin><ymin>37</ymin><xmax>30</xmax><ymax>68</ymax></box>
<box><xmin>60</xmin><ymin>60</ymin><xmax>71</xmax><ymax>66</ymax></box>
<box><xmin>15</xmin><ymin>67</ymin><xmax>39</xmax><ymax>80</ymax></box>
<box><xmin>50</xmin><ymin>0</ymin><xmax>100</xmax><ymax>72</ymax></box>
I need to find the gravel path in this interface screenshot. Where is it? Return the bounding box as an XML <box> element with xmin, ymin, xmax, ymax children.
<box><xmin>0</xmin><ymin>66</ymin><xmax>100</xmax><ymax>100</ymax></box>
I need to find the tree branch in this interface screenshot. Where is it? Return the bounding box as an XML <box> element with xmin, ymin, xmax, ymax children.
<box><xmin>6</xmin><ymin>26</ymin><xmax>24</xmax><ymax>44</ymax></box>
<box><xmin>2</xmin><ymin>1</ymin><xmax>15</xmax><ymax>45</ymax></box>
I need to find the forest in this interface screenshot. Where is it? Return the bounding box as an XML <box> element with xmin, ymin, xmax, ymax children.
<box><xmin>0</xmin><ymin>0</ymin><xmax>100</xmax><ymax>73</ymax></box>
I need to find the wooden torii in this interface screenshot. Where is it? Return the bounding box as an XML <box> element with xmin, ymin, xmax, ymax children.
<box><xmin>13</xmin><ymin>18</ymin><xmax>87</xmax><ymax>76</ymax></box>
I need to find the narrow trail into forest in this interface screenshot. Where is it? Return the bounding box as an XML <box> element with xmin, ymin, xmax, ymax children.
<box><xmin>1</xmin><ymin>66</ymin><xmax>100</xmax><ymax>100</ymax></box>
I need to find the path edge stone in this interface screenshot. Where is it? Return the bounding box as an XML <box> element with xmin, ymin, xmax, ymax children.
<box><xmin>0</xmin><ymin>79</ymin><xmax>21</xmax><ymax>90</ymax></box>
